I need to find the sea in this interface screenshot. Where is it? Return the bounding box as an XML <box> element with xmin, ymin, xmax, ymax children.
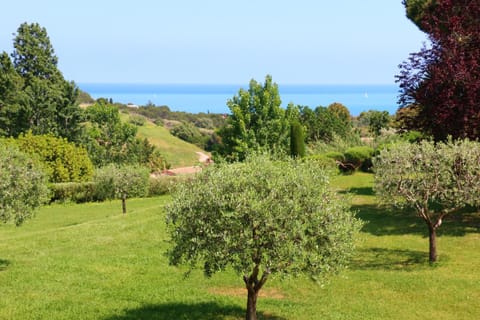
<box><xmin>78</xmin><ymin>83</ymin><xmax>401</xmax><ymax>116</ymax></box>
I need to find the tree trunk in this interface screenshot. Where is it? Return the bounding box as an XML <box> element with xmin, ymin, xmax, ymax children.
<box><xmin>246</xmin><ymin>287</ymin><xmax>259</xmax><ymax>320</ymax></box>
<box><xmin>122</xmin><ymin>194</ymin><xmax>127</xmax><ymax>214</ymax></box>
<box><xmin>243</xmin><ymin>264</ymin><xmax>269</xmax><ymax>320</ymax></box>
<box><xmin>428</xmin><ymin>225</ymin><xmax>437</xmax><ymax>263</ymax></box>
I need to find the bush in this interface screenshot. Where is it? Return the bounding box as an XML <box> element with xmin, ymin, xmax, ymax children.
<box><xmin>129</xmin><ymin>114</ymin><xmax>146</xmax><ymax>126</ymax></box>
<box><xmin>50</xmin><ymin>182</ymin><xmax>96</xmax><ymax>203</ymax></box>
<box><xmin>342</xmin><ymin>146</ymin><xmax>374</xmax><ymax>173</ymax></box>
<box><xmin>324</xmin><ymin>151</ymin><xmax>345</xmax><ymax>162</ymax></box>
<box><xmin>10</xmin><ymin>132</ymin><xmax>94</xmax><ymax>183</ymax></box>
<box><xmin>148</xmin><ymin>175</ymin><xmax>189</xmax><ymax>196</ymax></box>
<box><xmin>304</xmin><ymin>154</ymin><xmax>339</xmax><ymax>173</ymax></box>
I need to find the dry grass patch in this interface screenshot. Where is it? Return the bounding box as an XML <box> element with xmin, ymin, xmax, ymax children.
<box><xmin>209</xmin><ymin>287</ymin><xmax>285</xmax><ymax>300</ymax></box>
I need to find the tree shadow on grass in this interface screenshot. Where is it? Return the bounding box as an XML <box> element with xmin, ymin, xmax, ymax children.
<box><xmin>353</xmin><ymin>202</ymin><xmax>480</xmax><ymax>237</ymax></box>
<box><xmin>346</xmin><ymin>187</ymin><xmax>376</xmax><ymax>197</ymax></box>
<box><xmin>0</xmin><ymin>259</ymin><xmax>10</xmax><ymax>271</ymax></box>
<box><xmin>351</xmin><ymin>247</ymin><xmax>432</xmax><ymax>271</ymax></box>
<box><xmin>103</xmin><ymin>302</ymin><xmax>286</xmax><ymax>320</ymax></box>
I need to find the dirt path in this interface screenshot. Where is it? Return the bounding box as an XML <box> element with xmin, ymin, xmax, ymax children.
<box><xmin>160</xmin><ymin>152</ymin><xmax>212</xmax><ymax>175</ymax></box>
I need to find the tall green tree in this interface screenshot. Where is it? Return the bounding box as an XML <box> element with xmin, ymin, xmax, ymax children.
<box><xmin>166</xmin><ymin>155</ymin><xmax>361</xmax><ymax>320</ymax></box>
<box><xmin>217</xmin><ymin>75</ymin><xmax>289</xmax><ymax>160</ymax></box>
<box><xmin>0</xmin><ymin>23</ymin><xmax>82</xmax><ymax>140</ymax></box>
<box><xmin>0</xmin><ymin>52</ymin><xmax>25</xmax><ymax>136</ymax></box>
<box><xmin>358</xmin><ymin>110</ymin><xmax>391</xmax><ymax>137</ymax></box>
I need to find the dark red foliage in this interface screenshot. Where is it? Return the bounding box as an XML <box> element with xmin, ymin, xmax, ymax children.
<box><xmin>396</xmin><ymin>0</ymin><xmax>480</xmax><ymax>140</ymax></box>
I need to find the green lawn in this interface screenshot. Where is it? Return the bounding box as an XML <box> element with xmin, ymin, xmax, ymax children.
<box><xmin>1</xmin><ymin>173</ymin><xmax>479</xmax><ymax>319</ymax></box>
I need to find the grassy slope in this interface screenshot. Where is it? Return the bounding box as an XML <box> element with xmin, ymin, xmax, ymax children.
<box><xmin>120</xmin><ymin>112</ymin><xmax>206</xmax><ymax>168</ymax></box>
<box><xmin>0</xmin><ymin>174</ymin><xmax>479</xmax><ymax>319</ymax></box>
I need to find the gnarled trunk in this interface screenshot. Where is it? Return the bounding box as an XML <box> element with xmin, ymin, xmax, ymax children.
<box><xmin>243</xmin><ymin>264</ymin><xmax>269</xmax><ymax>320</ymax></box>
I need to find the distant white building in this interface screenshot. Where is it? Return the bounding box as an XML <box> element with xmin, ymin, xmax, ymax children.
<box><xmin>127</xmin><ymin>103</ymin><xmax>139</xmax><ymax>108</ymax></box>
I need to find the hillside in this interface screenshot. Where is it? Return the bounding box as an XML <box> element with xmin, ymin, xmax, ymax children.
<box><xmin>120</xmin><ymin>112</ymin><xmax>208</xmax><ymax>168</ymax></box>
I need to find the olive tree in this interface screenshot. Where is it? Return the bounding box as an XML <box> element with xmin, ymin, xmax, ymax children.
<box><xmin>0</xmin><ymin>144</ymin><xmax>49</xmax><ymax>225</ymax></box>
<box><xmin>94</xmin><ymin>164</ymin><xmax>149</xmax><ymax>214</ymax></box>
<box><xmin>374</xmin><ymin>139</ymin><xmax>480</xmax><ymax>263</ymax></box>
<box><xmin>166</xmin><ymin>155</ymin><xmax>361</xmax><ymax>320</ymax></box>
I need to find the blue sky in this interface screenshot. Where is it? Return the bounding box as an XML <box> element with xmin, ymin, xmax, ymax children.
<box><xmin>0</xmin><ymin>0</ymin><xmax>426</xmax><ymax>84</ymax></box>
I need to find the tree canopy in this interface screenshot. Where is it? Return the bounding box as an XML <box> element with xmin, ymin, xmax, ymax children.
<box><xmin>0</xmin><ymin>22</ymin><xmax>82</xmax><ymax>141</ymax></box>
<box><xmin>217</xmin><ymin>75</ymin><xmax>290</xmax><ymax>160</ymax></box>
<box><xmin>397</xmin><ymin>0</ymin><xmax>480</xmax><ymax>140</ymax></box>
<box><xmin>374</xmin><ymin>139</ymin><xmax>480</xmax><ymax>262</ymax></box>
<box><xmin>0</xmin><ymin>143</ymin><xmax>49</xmax><ymax>225</ymax></box>
<box><xmin>166</xmin><ymin>154</ymin><xmax>361</xmax><ymax>320</ymax></box>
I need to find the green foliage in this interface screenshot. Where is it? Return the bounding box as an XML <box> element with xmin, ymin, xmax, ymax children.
<box><xmin>82</xmin><ymin>102</ymin><xmax>158</xmax><ymax>167</ymax></box>
<box><xmin>0</xmin><ymin>52</ymin><xmax>25</xmax><ymax>137</ymax></box>
<box><xmin>94</xmin><ymin>164</ymin><xmax>149</xmax><ymax>213</ymax></box>
<box><xmin>290</xmin><ymin>121</ymin><xmax>306</xmax><ymax>158</ymax></box>
<box><xmin>300</xmin><ymin>105</ymin><xmax>353</xmax><ymax>144</ymax></box>
<box><xmin>133</xmin><ymin>104</ymin><xmax>226</xmax><ymax>129</ymax></box>
<box><xmin>217</xmin><ymin>75</ymin><xmax>290</xmax><ymax>160</ymax></box>
<box><xmin>166</xmin><ymin>154</ymin><xmax>361</xmax><ymax>318</ymax></box>
<box><xmin>404</xmin><ymin>0</ymin><xmax>435</xmax><ymax>31</ymax></box>
<box><xmin>374</xmin><ymin>139</ymin><xmax>480</xmax><ymax>262</ymax></box>
<box><xmin>0</xmin><ymin>176</ymin><xmax>479</xmax><ymax>319</ymax></box>
<box><xmin>49</xmin><ymin>182</ymin><xmax>96</xmax><ymax>203</ymax></box>
<box><xmin>0</xmin><ymin>23</ymin><xmax>83</xmax><ymax>141</ymax></box>
<box><xmin>328</xmin><ymin>102</ymin><xmax>351</xmax><ymax>125</ymax></box>
<box><xmin>76</xmin><ymin>89</ymin><xmax>95</xmax><ymax>104</ymax></box>
<box><xmin>310</xmin><ymin>132</ymin><xmax>363</xmax><ymax>155</ymax></box>
<box><xmin>324</xmin><ymin>151</ymin><xmax>346</xmax><ymax>162</ymax></box>
<box><xmin>303</xmin><ymin>154</ymin><xmax>339</xmax><ymax>172</ymax></box>
<box><xmin>0</xmin><ymin>143</ymin><xmax>49</xmax><ymax>225</ymax></box>
<box><xmin>8</xmin><ymin>132</ymin><xmax>94</xmax><ymax>183</ymax></box>
<box><xmin>170</xmin><ymin>122</ymin><xmax>204</xmax><ymax>146</ymax></box>
<box><xmin>343</xmin><ymin>146</ymin><xmax>375</xmax><ymax>173</ymax></box>
<box><xmin>358</xmin><ymin>110</ymin><xmax>391</xmax><ymax>137</ymax></box>
<box><xmin>128</xmin><ymin>114</ymin><xmax>147</xmax><ymax>127</ymax></box>
<box><xmin>148</xmin><ymin>175</ymin><xmax>188</xmax><ymax>197</ymax></box>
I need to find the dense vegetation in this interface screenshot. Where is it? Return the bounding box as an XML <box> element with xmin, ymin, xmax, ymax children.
<box><xmin>0</xmin><ymin>2</ymin><xmax>479</xmax><ymax>317</ymax></box>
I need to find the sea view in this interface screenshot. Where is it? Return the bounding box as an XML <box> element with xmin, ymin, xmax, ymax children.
<box><xmin>79</xmin><ymin>83</ymin><xmax>401</xmax><ymax>116</ymax></box>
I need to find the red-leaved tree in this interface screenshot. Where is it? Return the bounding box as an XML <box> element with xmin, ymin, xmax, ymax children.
<box><xmin>396</xmin><ymin>0</ymin><xmax>480</xmax><ymax>140</ymax></box>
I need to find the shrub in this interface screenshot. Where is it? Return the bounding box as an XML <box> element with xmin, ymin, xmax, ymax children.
<box><xmin>49</xmin><ymin>182</ymin><xmax>96</xmax><ymax>203</ymax></box>
<box><xmin>304</xmin><ymin>154</ymin><xmax>339</xmax><ymax>173</ymax></box>
<box><xmin>129</xmin><ymin>114</ymin><xmax>146</xmax><ymax>126</ymax></box>
<box><xmin>342</xmin><ymin>146</ymin><xmax>374</xmax><ymax>173</ymax></box>
<box><xmin>148</xmin><ymin>175</ymin><xmax>189</xmax><ymax>196</ymax></box>
<box><xmin>324</xmin><ymin>151</ymin><xmax>345</xmax><ymax>162</ymax></box>
<box><xmin>10</xmin><ymin>132</ymin><xmax>94</xmax><ymax>183</ymax></box>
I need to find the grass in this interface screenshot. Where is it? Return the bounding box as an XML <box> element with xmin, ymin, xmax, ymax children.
<box><xmin>120</xmin><ymin>112</ymin><xmax>207</xmax><ymax>168</ymax></box>
<box><xmin>0</xmin><ymin>173</ymin><xmax>479</xmax><ymax>319</ymax></box>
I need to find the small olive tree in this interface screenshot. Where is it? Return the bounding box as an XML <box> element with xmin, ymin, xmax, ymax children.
<box><xmin>166</xmin><ymin>155</ymin><xmax>362</xmax><ymax>320</ymax></box>
<box><xmin>94</xmin><ymin>164</ymin><xmax>149</xmax><ymax>214</ymax></box>
<box><xmin>0</xmin><ymin>144</ymin><xmax>49</xmax><ymax>225</ymax></box>
<box><xmin>374</xmin><ymin>139</ymin><xmax>480</xmax><ymax>263</ymax></box>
